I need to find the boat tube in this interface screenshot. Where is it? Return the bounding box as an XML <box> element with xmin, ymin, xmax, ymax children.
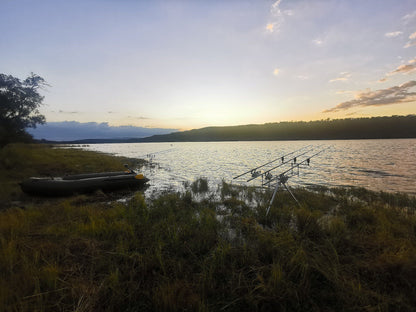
<box><xmin>20</xmin><ymin>169</ymin><xmax>149</xmax><ymax>196</ymax></box>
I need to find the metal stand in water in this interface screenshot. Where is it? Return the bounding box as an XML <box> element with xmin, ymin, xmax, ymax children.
<box><xmin>233</xmin><ymin>146</ymin><xmax>328</xmax><ymax>216</ymax></box>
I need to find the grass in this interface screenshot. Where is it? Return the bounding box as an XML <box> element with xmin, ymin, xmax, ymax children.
<box><xmin>0</xmin><ymin>143</ymin><xmax>145</xmax><ymax>204</ymax></box>
<box><xmin>1</xmin><ymin>144</ymin><xmax>416</xmax><ymax>311</ymax></box>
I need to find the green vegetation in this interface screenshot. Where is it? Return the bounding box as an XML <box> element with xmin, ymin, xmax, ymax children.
<box><xmin>0</xmin><ymin>73</ymin><xmax>47</xmax><ymax>147</ymax></box>
<box><xmin>191</xmin><ymin>177</ymin><xmax>209</xmax><ymax>193</ymax></box>
<box><xmin>1</xmin><ymin>144</ymin><xmax>416</xmax><ymax>311</ymax></box>
<box><xmin>0</xmin><ymin>144</ymin><xmax>144</xmax><ymax>204</ymax></box>
<box><xmin>140</xmin><ymin>115</ymin><xmax>416</xmax><ymax>142</ymax></box>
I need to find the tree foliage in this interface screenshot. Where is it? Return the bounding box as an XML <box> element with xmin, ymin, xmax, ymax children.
<box><xmin>140</xmin><ymin>115</ymin><xmax>416</xmax><ymax>142</ymax></box>
<box><xmin>0</xmin><ymin>73</ymin><xmax>46</xmax><ymax>146</ymax></box>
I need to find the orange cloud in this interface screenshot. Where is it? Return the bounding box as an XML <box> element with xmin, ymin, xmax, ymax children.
<box><xmin>329</xmin><ymin>72</ymin><xmax>351</xmax><ymax>83</ymax></box>
<box><xmin>324</xmin><ymin>81</ymin><xmax>416</xmax><ymax>112</ymax></box>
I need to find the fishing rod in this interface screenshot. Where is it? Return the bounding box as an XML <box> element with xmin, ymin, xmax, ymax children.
<box><xmin>233</xmin><ymin>145</ymin><xmax>312</xmax><ymax>180</ymax></box>
<box><xmin>246</xmin><ymin>145</ymin><xmax>320</xmax><ymax>182</ymax></box>
<box><xmin>264</xmin><ymin>146</ymin><xmax>329</xmax><ymax>215</ymax></box>
<box><xmin>262</xmin><ymin>147</ymin><xmax>328</xmax><ymax>186</ymax></box>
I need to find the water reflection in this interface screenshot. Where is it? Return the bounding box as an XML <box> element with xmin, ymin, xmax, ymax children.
<box><xmin>77</xmin><ymin>139</ymin><xmax>416</xmax><ymax>195</ymax></box>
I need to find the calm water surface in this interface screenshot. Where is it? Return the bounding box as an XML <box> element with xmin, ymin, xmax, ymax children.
<box><xmin>77</xmin><ymin>139</ymin><xmax>416</xmax><ymax>195</ymax></box>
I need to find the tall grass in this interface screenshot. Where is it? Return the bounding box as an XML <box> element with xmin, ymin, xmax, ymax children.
<box><xmin>0</xmin><ymin>143</ymin><xmax>145</xmax><ymax>203</ymax></box>
<box><xmin>1</xmin><ymin>183</ymin><xmax>415</xmax><ymax>311</ymax></box>
<box><xmin>1</xmin><ymin>144</ymin><xmax>416</xmax><ymax>311</ymax></box>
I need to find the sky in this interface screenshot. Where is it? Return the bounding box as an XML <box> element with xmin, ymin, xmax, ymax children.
<box><xmin>1</xmin><ymin>0</ymin><xmax>416</xmax><ymax>131</ymax></box>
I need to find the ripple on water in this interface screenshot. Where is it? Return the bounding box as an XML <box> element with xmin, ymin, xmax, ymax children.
<box><xmin>77</xmin><ymin>139</ymin><xmax>416</xmax><ymax>195</ymax></box>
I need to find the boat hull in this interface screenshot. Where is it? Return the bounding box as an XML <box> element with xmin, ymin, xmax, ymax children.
<box><xmin>20</xmin><ymin>172</ymin><xmax>149</xmax><ymax>196</ymax></box>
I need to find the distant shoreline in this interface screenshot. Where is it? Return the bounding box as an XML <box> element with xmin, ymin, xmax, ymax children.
<box><xmin>40</xmin><ymin>136</ymin><xmax>416</xmax><ymax>145</ymax></box>
<box><xmin>36</xmin><ymin>115</ymin><xmax>416</xmax><ymax>144</ymax></box>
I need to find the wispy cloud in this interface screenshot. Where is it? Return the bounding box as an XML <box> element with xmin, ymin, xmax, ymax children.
<box><xmin>379</xmin><ymin>57</ymin><xmax>416</xmax><ymax>82</ymax></box>
<box><xmin>404</xmin><ymin>31</ymin><xmax>416</xmax><ymax>48</ymax></box>
<box><xmin>336</xmin><ymin>90</ymin><xmax>354</xmax><ymax>94</ymax></box>
<box><xmin>402</xmin><ymin>11</ymin><xmax>416</xmax><ymax>23</ymax></box>
<box><xmin>404</xmin><ymin>41</ymin><xmax>416</xmax><ymax>48</ymax></box>
<box><xmin>390</xmin><ymin>63</ymin><xmax>416</xmax><ymax>74</ymax></box>
<box><xmin>324</xmin><ymin>80</ymin><xmax>416</xmax><ymax>112</ymax></box>
<box><xmin>385</xmin><ymin>31</ymin><xmax>402</xmax><ymax>38</ymax></box>
<box><xmin>266</xmin><ymin>0</ymin><xmax>291</xmax><ymax>33</ymax></box>
<box><xmin>313</xmin><ymin>38</ymin><xmax>324</xmax><ymax>46</ymax></box>
<box><xmin>127</xmin><ymin>116</ymin><xmax>150</xmax><ymax>120</ymax></box>
<box><xmin>266</xmin><ymin>23</ymin><xmax>276</xmax><ymax>32</ymax></box>
<box><xmin>329</xmin><ymin>72</ymin><xmax>351</xmax><ymax>83</ymax></box>
<box><xmin>270</xmin><ymin>0</ymin><xmax>282</xmax><ymax>16</ymax></box>
<box><xmin>58</xmin><ymin>110</ymin><xmax>79</xmax><ymax>114</ymax></box>
<box><xmin>296</xmin><ymin>75</ymin><xmax>309</xmax><ymax>80</ymax></box>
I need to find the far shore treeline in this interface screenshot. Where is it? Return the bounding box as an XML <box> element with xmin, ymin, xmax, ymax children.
<box><xmin>49</xmin><ymin>115</ymin><xmax>416</xmax><ymax>144</ymax></box>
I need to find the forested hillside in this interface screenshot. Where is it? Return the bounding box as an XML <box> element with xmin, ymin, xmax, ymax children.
<box><xmin>140</xmin><ymin>115</ymin><xmax>416</xmax><ymax>142</ymax></box>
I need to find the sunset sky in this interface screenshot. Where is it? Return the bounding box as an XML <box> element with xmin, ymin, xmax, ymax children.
<box><xmin>1</xmin><ymin>0</ymin><xmax>416</xmax><ymax>131</ymax></box>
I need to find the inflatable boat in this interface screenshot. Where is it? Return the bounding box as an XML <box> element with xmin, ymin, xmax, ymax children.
<box><xmin>20</xmin><ymin>167</ymin><xmax>149</xmax><ymax>196</ymax></box>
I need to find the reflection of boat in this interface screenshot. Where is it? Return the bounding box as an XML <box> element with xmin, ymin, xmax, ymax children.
<box><xmin>20</xmin><ymin>168</ymin><xmax>149</xmax><ymax>196</ymax></box>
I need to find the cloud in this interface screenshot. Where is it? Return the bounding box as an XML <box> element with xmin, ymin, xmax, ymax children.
<box><xmin>270</xmin><ymin>0</ymin><xmax>282</xmax><ymax>16</ymax></box>
<box><xmin>266</xmin><ymin>0</ymin><xmax>291</xmax><ymax>33</ymax></box>
<box><xmin>345</xmin><ymin>111</ymin><xmax>358</xmax><ymax>116</ymax></box>
<box><xmin>404</xmin><ymin>41</ymin><xmax>416</xmax><ymax>48</ymax></box>
<box><xmin>329</xmin><ymin>77</ymin><xmax>348</xmax><ymax>82</ymax></box>
<box><xmin>335</xmin><ymin>90</ymin><xmax>354</xmax><ymax>94</ymax></box>
<box><xmin>404</xmin><ymin>31</ymin><xmax>416</xmax><ymax>48</ymax></box>
<box><xmin>390</xmin><ymin>63</ymin><xmax>416</xmax><ymax>74</ymax></box>
<box><xmin>27</xmin><ymin>121</ymin><xmax>177</xmax><ymax>141</ymax></box>
<box><xmin>329</xmin><ymin>72</ymin><xmax>351</xmax><ymax>83</ymax></box>
<box><xmin>127</xmin><ymin>116</ymin><xmax>150</xmax><ymax>120</ymax></box>
<box><xmin>284</xmin><ymin>9</ymin><xmax>293</xmax><ymax>16</ymax></box>
<box><xmin>379</xmin><ymin>57</ymin><xmax>416</xmax><ymax>82</ymax></box>
<box><xmin>385</xmin><ymin>31</ymin><xmax>402</xmax><ymax>38</ymax></box>
<box><xmin>402</xmin><ymin>11</ymin><xmax>416</xmax><ymax>23</ymax></box>
<box><xmin>266</xmin><ymin>23</ymin><xmax>276</xmax><ymax>33</ymax></box>
<box><xmin>323</xmin><ymin>80</ymin><xmax>416</xmax><ymax>113</ymax></box>
<box><xmin>58</xmin><ymin>110</ymin><xmax>78</xmax><ymax>114</ymax></box>
<box><xmin>313</xmin><ymin>39</ymin><xmax>324</xmax><ymax>46</ymax></box>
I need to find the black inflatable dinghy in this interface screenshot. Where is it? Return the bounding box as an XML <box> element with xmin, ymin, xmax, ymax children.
<box><xmin>20</xmin><ymin>165</ymin><xmax>149</xmax><ymax>196</ymax></box>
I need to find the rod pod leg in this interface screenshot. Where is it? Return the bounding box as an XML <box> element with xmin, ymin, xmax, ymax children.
<box><xmin>266</xmin><ymin>182</ymin><xmax>280</xmax><ymax>216</ymax></box>
<box><xmin>282</xmin><ymin>182</ymin><xmax>301</xmax><ymax>207</ymax></box>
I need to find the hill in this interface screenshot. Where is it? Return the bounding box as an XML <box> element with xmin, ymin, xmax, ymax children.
<box><xmin>139</xmin><ymin>115</ymin><xmax>416</xmax><ymax>142</ymax></box>
<box><xmin>39</xmin><ymin>115</ymin><xmax>416</xmax><ymax>144</ymax></box>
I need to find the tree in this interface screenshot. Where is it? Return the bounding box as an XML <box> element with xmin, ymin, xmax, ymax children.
<box><xmin>0</xmin><ymin>73</ymin><xmax>47</xmax><ymax>146</ymax></box>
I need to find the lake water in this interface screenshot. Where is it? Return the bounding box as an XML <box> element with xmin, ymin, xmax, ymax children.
<box><xmin>76</xmin><ymin>139</ymin><xmax>416</xmax><ymax>195</ymax></box>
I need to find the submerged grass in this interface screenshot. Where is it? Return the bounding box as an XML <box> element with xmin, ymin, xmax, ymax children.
<box><xmin>1</xmin><ymin>144</ymin><xmax>416</xmax><ymax>311</ymax></box>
